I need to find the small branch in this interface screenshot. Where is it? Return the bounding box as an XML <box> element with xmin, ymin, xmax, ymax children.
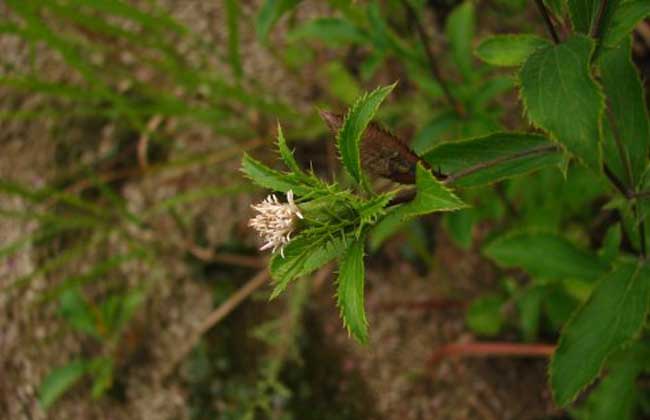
<box><xmin>429</xmin><ymin>341</ymin><xmax>555</xmax><ymax>366</ymax></box>
<box><xmin>443</xmin><ymin>145</ymin><xmax>558</xmax><ymax>185</ymax></box>
<box><xmin>534</xmin><ymin>0</ymin><xmax>560</xmax><ymax>44</ymax></box>
<box><xmin>590</xmin><ymin>0</ymin><xmax>609</xmax><ymax>39</ymax></box>
<box><xmin>603</xmin><ymin>164</ymin><xmax>632</xmax><ymax>199</ymax></box>
<box><xmin>401</xmin><ymin>0</ymin><xmax>465</xmax><ymax>116</ymax></box>
<box><xmin>164</xmin><ymin>268</ymin><xmax>269</xmax><ymax>378</ymax></box>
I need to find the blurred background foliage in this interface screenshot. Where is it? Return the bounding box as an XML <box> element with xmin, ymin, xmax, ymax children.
<box><xmin>1</xmin><ymin>0</ymin><xmax>649</xmax><ymax>419</ymax></box>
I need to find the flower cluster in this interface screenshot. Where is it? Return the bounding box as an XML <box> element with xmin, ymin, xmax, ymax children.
<box><xmin>248</xmin><ymin>190</ymin><xmax>303</xmax><ymax>257</ymax></box>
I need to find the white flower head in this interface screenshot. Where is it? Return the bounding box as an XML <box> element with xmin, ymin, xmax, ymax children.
<box><xmin>248</xmin><ymin>190</ymin><xmax>303</xmax><ymax>258</ymax></box>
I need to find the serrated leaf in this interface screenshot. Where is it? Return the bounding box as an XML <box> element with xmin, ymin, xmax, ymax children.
<box><xmin>276</xmin><ymin>123</ymin><xmax>302</xmax><ymax>174</ymax></box>
<box><xmin>241</xmin><ymin>153</ymin><xmax>306</xmax><ymax>194</ymax></box>
<box><xmin>519</xmin><ymin>35</ymin><xmax>604</xmax><ymax>172</ymax></box>
<box><xmin>422</xmin><ymin>132</ymin><xmax>561</xmax><ymax>187</ymax></box>
<box><xmin>397</xmin><ymin>164</ymin><xmax>466</xmax><ymax>219</ymax></box>
<box><xmin>550</xmin><ymin>261</ymin><xmax>650</xmax><ymax>406</ymax></box>
<box><xmin>38</xmin><ymin>361</ymin><xmax>88</xmax><ymax>409</ymax></box>
<box><xmin>357</xmin><ymin>192</ymin><xmax>395</xmax><ymax>227</ymax></box>
<box><xmin>601</xmin><ymin>1</ymin><xmax>650</xmax><ymax>49</ymax></box>
<box><xmin>599</xmin><ymin>39</ymin><xmax>649</xmax><ymax>186</ymax></box>
<box><xmin>336</xmin><ymin>82</ymin><xmax>397</xmax><ymax>186</ymax></box>
<box><xmin>483</xmin><ymin>231</ymin><xmax>608</xmax><ymax>281</ymax></box>
<box><xmin>445</xmin><ymin>1</ymin><xmax>476</xmax><ymax>80</ymax></box>
<box><xmin>269</xmin><ymin>234</ymin><xmax>346</xmax><ymax>298</ymax></box>
<box><xmin>475</xmin><ymin>34</ymin><xmax>550</xmax><ymax>67</ymax></box>
<box><xmin>336</xmin><ymin>238</ymin><xmax>368</xmax><ymax>344</ymax></box>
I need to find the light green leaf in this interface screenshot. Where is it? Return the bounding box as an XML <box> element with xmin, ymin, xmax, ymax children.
<box><xmin>337</xmin><ymin>238</ymin><xmax>368</xmax><ymax>343</ymax></box>
<box><xmin>400</xmin><ymin>164</ymin><xmax>467</xmax><ymax>218</ymax></box>
<box><xmin>336</xmin><ymin>82</ymin><xmax>397</xmax><ymax>185</ymax></box>
<box><xmin>38</xmin><ymin>361</ymin><xmax>88</xmax><ymax>409</ymax></box>
<box><xmin>269</xmin><ymin>234</ymin><xmax>346</xmax><ymax>298</ymax></box>
<box><xmin>601</xmin><ymin>0</ymin><xmax>650</xmax><ymax>49</ymax></box>
<box><xmin>466</xmin><ymin>295</ymin><xmax>504</xmax><ymax>336</ymax></box>
<box><xmin>59</xmin><ymin>289</ymin><xmax>99</xmax><ymax>338</ymax></box>
<box><xmin>241</xmin><ymin>153</ymin><xmax>306</xmax><ymax>194</ymax></box>
<box><xmin>422</xmin><ymin>132</ymin><xmax>561</xmax><ymax>187</ymax></box>
<box><xmin>287</xmin><ymin>18</ymin><xmax>369</xmax><ymax>45</ymax></box>
<box><xmin>475</xmin><ymin>34</ymin><xmax>550</xmax><ymax>67</ymax></box>
<box><xmin>483</xmin><ymin>231</ymin><xmax>608</xmax><ymax>281</ymax></box>
<box><xmin>519</xmin><ymin>35</ymin><xmax>604</xmax><ymax>172</ymax></box>
<box><xmin>256</xmin><ymin>0</ymin><xmax>302</xmax><ymax>42</ymax></box>
<box><xmin>550</xmin><ymin>261</ymin><xmax>650</xmax><ymax>406</ymax></box>
<box><xmin>599</xmin><ymin>39</ymin><xmax>649</xmax><ymax>186</ymax></box>
<box><xmin>445</xmin><ymin>1</ymin><xmax>476</xmax><ymax>79</ymax></box>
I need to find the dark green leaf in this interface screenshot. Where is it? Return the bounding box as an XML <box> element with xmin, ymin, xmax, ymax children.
<box><xmin>422</xmin><ymin>132</ymin><xmax>561</xmax><ymax>187</ymax></box>
<box><xmin>517</xmin><ymin>285</ymin><xmax>546</xmax><ymax>341</ymax></box>
<box><xmin>443</xmin><ymin>209</ymin><xmax>477</xmax><ymax>250</ymax></box>
<box><xmin>601</xmin><ymin>0</ymin><xmax>650</xmax><ymax>49</ymax></box>
<box><xmin>567</xmin><ymin>0</ymin><xmax>601</xmax><ymax>33</ymax></box>
<box><xmin>337</xmin><ymin>238</ymin><xmax>368</xmax><ymax>343</ymax></box>
<box><xmin>483</xmin><ymin>231</ymin><xmax>608</xmax><ymax>280</ymax></box>
<box><xmin>519</xmin><ymin>35</ymin><xmax>604</xmax><ymax>172</ymax></box>
<box><xmin>475</xmin><ymin>34</ymin><xmax>549</xmax><ymax>67</ymax></box>
<box><xmin>599</xmin><ymin>39</ymin><xmax>649</xmax><ymax>186</ymax></box>
<box><xmin>38</xmin><ymin>361</ymin><xmax>88</xmax><ymax>409</ymax></box>
<box><xmin>550</xmin><ymin>261</ymin><xmax>650</xmax><ymax>406</ymax></box>
<box><xmin>337</xmin><ymin>82</ymin><xmax>397</xmax><ymax>185</ymax></box>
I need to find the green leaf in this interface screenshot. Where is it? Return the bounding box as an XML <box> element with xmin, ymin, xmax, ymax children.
<box><xmin>336</xmin><ymin>82</ymin><xmax>397</xmax><ymax>185</ymax></box>
<box><xmin>422</xmin><ymin>132</ymin><xmax>561</xmax><ymax>187</ymax></box>
<box><xmin>276</xmin><ymin>123</ymin><xmax>302</xmax><ymax>174</ymax></box>
<box><xmin>256</xmin><ymin>0</ymin><xmax>302</xmax><ymax>42</ymax></box>
<box><xmin>400</xmin><ymin>163</ymin><xmax>467</xmax><ymax>218</ymax></box>
<box><xmin>336</xmin><ymin>238</ymin><xmax>368</xmax><ymax>343</ymax></box>
<box><xmin>466</xmin><ymin>295</ymin><xmax>504</xmax><ymax>336</ymax></box>
<box><xmin>269</xmin><ymin>234</ymin><xmax>346</xmax><ymax>298</ymax></box>
<box><xmin>287</xmin><ymin>18</ymin><xmax>369</xmax><ymax>45</ymax></box>
<box><xmin>550</xmin><ymin>261</ymin><xmax>650</xmax><ymax>406</ymax></box>
<box><xmin>475</xmin><ymin>34</ymin><xmax>550</xmax><ymax>67</ymax></box>
<box><xmin>225</xmin><ymin>0</ymin><xmax>242</xmax><ymax>78</ymax></box>
<box><xmin>517</xmin><ymin>285</ymin><xmax>546</xmax><ymax>341</ymax></box>
<box><xmin>599</xmin><ymin>39</ymin><xmax>649</xmax><ymax>186</ymax></box>
<box><xmin>601</xmin><ymin>0</ymin><xmax>650</xmax><ymax>49</ymax></box>
<box><xmin>59</xmin><ymin>288</ymin><xmax>100</xmax><ymax>338</ymax></box>
<box><xmin>368</xmin><ymin>206</ymin><xmax>410</xmax><ymax>251</ymax></box>
<box><xmin>567</xmin><ymin>0</ymin><xmax>601</xmax><ymax>33</ymax></box>
<box><xmin>445</xmin><ymin>1</ymin><xmax>476</xmax><ymax>79</ymax></box>
<box><xmin>89</xmin><ymin>357</ymin><xmax>113</xmax><ymax>399</ymax></box>
<box><xmin>38</xmin><ymin>361</ymin><xmax>88</xmax><ymax>409</ymax></box>
<box><xmin>241</xmin><ymin>153</ymin><xmax>305</xmax><ymax>194</ymax></box>
<box><xmin>575</xmin><ymin>344</ymin><xmax>649</xmax><ymax>420</ymax></box>
<box><xmin>483</xmin><ymin>231</ymin><xmax>608</xmax><ymax>281</ymax></box>
<box><xmin>443</xmin><ymin>209</ymin><xmax>477</xmax><ymax>250</ymax></box>
<box><xmin>544</xmin><ymin>0</ymin><xmax>567</xmax><ymax>17</ymax></box>
<box><xmin>519</xmin><ymin>35</ymin><xmax>604</xmax><ymax>172</ymax></box>
<box><xmin>599</xmin><ymin>224</ymin><xmax>622</xmax><ymax>265</ymax></box>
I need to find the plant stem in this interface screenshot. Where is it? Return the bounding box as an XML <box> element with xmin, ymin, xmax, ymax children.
<box><xmin>401</xmin><ymin>0</ymin><xmax>465</xmax><ymax>116</ymax></box>
<box><xmin>534</xmin><ymin>0</ymin><xmax>560</xmax><ymax>44</ymax></box>
<box><xmin>590</xmin><ymin>0</ymin><xmax>609</xmax><ymax>39</ymax></box>
<box><xmin>443</xmin><ymin>145</ymin><xmax>558</xmax><ymax>185</ymax></box>
<box><xmin>603</xmin><ymin>164</ymin><xmax>632</xmax><ymax>198</ymax></box>
<box><xmin>429</xmin><ymin>341</ymin><xmax>555</xmax><ymax>366</ymax></box>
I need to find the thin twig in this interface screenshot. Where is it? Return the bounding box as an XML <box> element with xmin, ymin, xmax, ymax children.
<box><xmin>443</xmin><ymin>145</ymin><xmax>558</xmax><ymax>185</ymax></box>
<box><xmin>401</xmin><ymin>0</ymin><xmax>465</xmax><ymax>116</ymax></box>
<box><xmin>164</xmin><ymin>268</ymin><xmax>269</xmax><ymax>378</ymax></box>
<box><xmin>534</xmin><ymin>0</ymin><xmax>560</xmax><ymax>44</ymax></box>
<box><xmin>429</xmin><ymin>341</ymin><xmax>555</xmax><ymax>366</ymax></box>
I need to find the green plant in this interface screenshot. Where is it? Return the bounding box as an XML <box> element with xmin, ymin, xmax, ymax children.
<box><xmin>245</xmin><ymin>0</ymin><xmax>650</xmax><ymax>417</ymax></box>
